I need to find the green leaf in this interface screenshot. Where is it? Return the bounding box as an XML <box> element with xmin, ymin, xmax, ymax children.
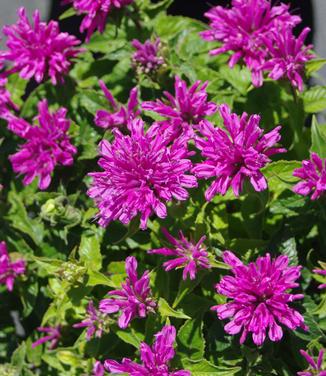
<box><xmin>59</xmin><ymin>7</ymin><xmax>76</xmax><ymax>20</ymax></box>
<box><xmin>114</xmin><ymin>328</ymin><xmax>144</xmax><ymax>349</ymax></box>
<box><xmin>158</xmin><ymin>298</ymin><xmax>190</xmax><ymax>319</ymax></box>
<box><xmin>177</xmin><ymin>318</ymin><xmax>204</xmax><ymax>361</ymax></box>
<box><xmin>79</xmin><ymin>233</ymin><xmax>102</xmax><ymax>271</ymax></box>
<box><xmin>279</xmin><ymin>238</ymin><xmax>298</xmax><ymax>265</ymax></box>
<box><xmin>310</xmin><ymin>116</ymin><xmax>326</xmax><ymax>157</ymax></box>
<box><xmin>11</xmin><ymin>342</ymin><xmax>26</xmax><ymax>371</ymax></box>
<box><xmin>303</xmin><ymin>86</ymin><xmax>326</xmax><ymax>113</ymax></box>
<box><xmin>306</xmin><ymin>58</ymin><xmax>326</xmax><ymax>75</ymax></box>
<box><xmin>182</xmin><ymin>359</ymin><xmax>241</xmax><ymax>375</ymax></box>
<box><xmin>87</xmin><ymin>270</ymin><xmax>115</xmax><ymax>288</ymax></box>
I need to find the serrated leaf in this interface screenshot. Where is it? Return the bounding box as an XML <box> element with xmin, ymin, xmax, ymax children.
<box><xmin>303</xmin><ymin>86</ymin><xmax>326</xmax><ymax>113</ymax></box>
<box><xmin>310</xmin><ymin>116</ymin><xmax>326</xmax><ymax>157</ymax></box>
<box><xmin>79</xmin><ymin>233</ymin><xmax>102</xmax><ymax>271</ymax></box>
<box><xmin>158</xmin><ymin>298</ymin><xmax>190</xmax><ymax>319</ymax></box>
<box><xmin>177</xmin><ymin>318</ymin><xmax>204</xmax><ymax>361</ymax></box>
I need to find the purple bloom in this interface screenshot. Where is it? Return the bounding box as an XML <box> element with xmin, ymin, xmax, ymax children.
<box><xmin>201</xmin><ymin>0</ymin><xmax>300</xmax><ymax>87</ymax></box>
<box><xmin>32</xmin><ymin>325</ymin><xmax>61</xmax><ymax>350</ymax></box>
<box><xmin>104</xmin><ymin>325</ymin><xmax>191</xmax><ymax>376</ymax></box>
<box><xmin>93</xmin><ymin>361</ymin><xmax>105</xmax><ymax>376</ymax></box>
<box><xmin>293</xmin><ymin>153</ymin><xmax>326</xmax><ymax>200</ymax></box>
<box><xmin>99</xmin><ymin>256</ymin><xmax>156</xmax><ymax>329</ymax></box>
<box><xmin>148</xmin><ymin>228</ymin><xmax>210</xmax><ymax>280</ymax></box>
<box><xmin>142</xmin><ymin>76</ymin><xmax>217</xmax><ymax>139</ymax></box>
<box><xmin>88</xmin><ymin>118</ymin><xmax>197</xmax><ymax>230</ymax></box>
<box><xmin>0</xmin><ymin>7</ymin><xmax>82</xmax><ymax>85</ymax></box>
<box><xmin>313</xmin><ymin>268</ymin><xmax>326</xmax><ymax>290</ymax></box>
<box><xmin>298</xmin><ymin>349</ymin><xmax>326</xmax><ymax>376</ymax></box>
<box><xmin>63</xmin><ymin>0</ymin><xmax>134</xmax><ymax>42</ymax></box>
<box><xmin>73</xmin><ymin>301</ymin><xmax>109</xmax><ymax>340</ymax></box>
<box><xmin>193</xmin><ymin>104</ymin><xmax>286</xmax><ymax>199</ymax></box>
<box><xmin>0</xmin><ymin>78</ymin><xmax>18</xmax><ymax>120</ymax></box>
<box><xmin>95</xmin><ymin>81</ymin><xmax>139</xmax><ymax>130</ymax></box>
<box><xmin>132</xmin><ymin>38</ymin><xmax>164</xmax><ymax>74</ymax></box>
<box><xmin>9</xmin><ymin>99</ymin><xmax>77</xmax><ymax>190</ymax></box>
<box><xmin>212</xmin><ymin>251</ymin><xmax>307</xmax><ymax>346</ymax></box>
<box><xmin>262</xmin><ymin>27</ymin><xmax>314</xmax><ymax>91</ymax></box>
<box><xmin>0</xmin><ymin>241</ymin><xmax>25</xmax><ymax>292</ymax></box>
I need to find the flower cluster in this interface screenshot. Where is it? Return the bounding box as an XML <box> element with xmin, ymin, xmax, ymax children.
<box><xmin>201</xmin><ymin>0</ymin><xmax>313</xmax><ymax>89</ymax></box>
<box><xmin>104</xmin><ymin>325</ymin><xmax>191</xmax><ymax>376</ymax></box>
<box><xmin>212</xmin><ymin>251</ymin><xmax>307</xmax><ymax>346</ymax></box>
<box><xmin>149</xmin><ymin>228</ymin><xmax>210</xmax><ymax>280</ymax></box>
<box><xmin>0</xmin><ymin>241</ymin><xmax>25</xmax><ymax>292</ymax></box>
<box><xmin>193</xmin><ymin>104</ymin><xmax>286</xmax><ymax>199</ymax></box>
<box><xmin>132</xmin><ymin>38</ymin><xmax>165</xmax><ymax>74</ymax></box>
<box><xmin>88</xmin><ymin>118</ymin><xmax>197</xmax><ymax>229</ymax></box>
<box><xmin>99</xmin><ymin>256</ymin><xmax>156</xmax><ymax>329</ymax></box>
<box><xmin>298</xmin><ymin>349</ymin><xmax>325</xmax><ymax>376</ymax></box>
<box><xmin>0</xmin><ymin>7</ymin><xmax>82</xmax><ymax>85</ymax></box>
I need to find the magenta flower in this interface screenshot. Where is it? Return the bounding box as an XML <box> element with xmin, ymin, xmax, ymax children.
<box><xmin>212</xmin><ymin>251</ymin><xmax>307</xmax><ymax>346</ymax></box>
<box><xmin>95</xmin><ymin>81</ymin><xmax>139</xmax><ymax>130</ymax></box>
<box><xmin>298</xmin><ymin>349</ymin><xmax>326</xmax><ymax>376</ymax></box>
<box><xmin>63</xmin><ymin>0</ymin><xmax>134</xmax><ymax>42</ymax></box>
<box><xmin>0</xmin><ymin>78</ymin><xmax>18</xmax><ymax>120</ymax></box>
<box><xmin>142</xmin><ymin>76</ymin><xmax>217</xmax><ymax>138</ymax></box>
<box><xmin>93</xmin><ymin>361</ymin><xmax>105</xmax><ymax>376</ymax></box>
<box><xmin>132</xmin><ymin>38</ymin><xmax>164</xmax><ymax>74</ymax></box>
<box><xmin>149</xmin><ymin>228</ymin><xmax>210</xmax><ymax>280</ymax></box>
<box><xmin>0</xmin><ymin>241</ymin><xmax>25</xmax><ymax>292</ymax></box>
<box><xmin>201</xmin><ymin>0</ymin><xmax>300</xmax><ymax>87</ymax></box>
<box><xmin>0</xmin><ymin>7</ymin><xmax>82</xmax><ymax>85</ymax></box>
<box><xmin>293</xmin><ymin>153</ymin><xmax>326</xmax><ymax>200</ymax></box>
<box><xmin>262</xmin><ymin>27</ymin><xmax>314</xmax><ymax>91</ymax></box>
<box><xmin>313</xmin><ymin>268</ymin><xmax>326</xmax><ymax>289</ymax></box>
<box><xmin>193</xmin><ymin>104</ymin><xmax>286</xmax><ymax>200</ymax></box>
<box><xmin>104</xmin><ymin>325</ymin><xmax>191</xmax><ymax>376</ymax></box>
<box><xmin>99</xmin><ymin>256</ymin><xmax>156</xmax><ymax>329</ymax></box>
<box><xmin>32</xmin><ymin>325</ymin><xmax>61</xmax><ymax>349</ymax></box>
<box><xmin>88</xmin><ymin>118</ymin><xmax>197</xmax><ymax>230</ymax></box>
<box><xmin>9</xmin><ymin>99</ymin><xmax>77</xmax><ymax>190</ymax></box>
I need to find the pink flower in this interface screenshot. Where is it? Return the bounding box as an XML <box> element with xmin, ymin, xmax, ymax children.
<box><xmin>298</xmin><ymin>349</ymin><xmax>326</xmax><ymax>376</ymax></box>
<box><xmin>0</xmin><ymin>78</ymin><xmax>18</xmax><ymax>120</ymax></box>
<box><xmin>132</xmin><ymin>38</ymin><xmax>164</xmax><ymax>74</ymax></box>
<box><xmin>99</xmin><ymin>256</ymin><xmax>156</xmax><ymax>329</ymax></box>
<box><xmin>88</xmin><ymin>118</ymin><xmax>197</xmax><ymax>230</ymax></box>
<box><xmin>0</xmin><ymin>241</ymin><xmax>25</xmax><ymax>292</ymax></box>
<box><xmin>95</xmin><ymin>81</ymin><xmax>139</xmax><ymax>130</ymax></box>
<box><xmin>9</xmin><ymin>99</ymin><xmax>77</xmax><ymax>190</ymax></box>
<box><xmin>104</xmin><ymin>325</ymin><xmax>191</xmax><ymax>376</ymax></box>
<box><xmin>262</xmin><ymin>27</ymin><xmax>314</xmax><ymax>91</ymax></box>
<box><xmin>193</xmin><ymin>104</ymin><xmax>286</xmax><ymax>199</ymax></box>
<box><xmin>148</xmin><ymin>228</ymin><xmax>210</xmax><ymax>280</ymax></box>
<box><xmin>32</xmin><ymin>325</ymin><xmax>61</xmax><ymax>349</ymax></box>
<box><xmin>201</xmin><ymin>0</ymin><xmax>300</xmax><ymax>87</ymax></box>
<box><xmin>93</xmin><ymin>361</ymin><xmax>105</xmax><ymax>376</ymax></box>
<box><xmin>63</xmin><ymin>0</ymin><xmax>134</xmax><ymax>42</ymax></box>
<box><xmin>293</xmin><ymin>153</ymin><xmax>326</xmax><ymax>200</ymax></box>
<box><xmin>212</xmin><ymin>251</ymin><xmax>307</xmax><ymax>346</ymax></box>
<box><xmin>0</xmin><ymin>7</ymin><xmax>82</xmax><ymax>85</ymax></box>
<box><xmin>142</xmin><ymin>76</ymin><xmax>217</xmax><ymax>139</ymax></box>
<box><xmin>313</xmin><ymin>268</ymin><xmax>326</xmax><ymax>290</ymax></box>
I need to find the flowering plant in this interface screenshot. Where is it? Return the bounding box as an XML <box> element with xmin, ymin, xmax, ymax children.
<box><xmin>0</xmin><ymin>1</ymin><xmax>325</xmax><ymax>375</ymax></box>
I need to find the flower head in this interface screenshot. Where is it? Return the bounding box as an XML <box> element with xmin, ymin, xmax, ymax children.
<box><xmin>0</xmin><ymin>241</ymin><xmax>25</xmax><ymax>292</ymax></box>
<box><xmin>142</xmin><ymin>76</ymin><xmax>217</xmax><ymax>139</ymax></box>
<box><xmin>193</xmin><ymin>104</ymin><xmax>286</xmax><ymax>199</ymax></box>
<box><xmin>201</xmin><ymin>0</ymin><xmax>300</xmax><ymax>86</ymax></box>
<box><xmin>95</xmin><ymin>81</ymin><xmax>139</xmax><ymax>130</ymax></box>
<box><xmin>9</xmin><ymin>99</ymin><xmax>77</xmax><ymax>190</ymax></box>
<box><xmin>32</xmin><ymin>325</ymin><xmax>61</xmax><ymax>349</ymax></box>
<box><xmin>313</xmin><ymin>266</ymin><xmax>326</xmax><ymax>290</ymax></box>
<box><xmin>293</xmin><ymin>153</ymin><xmax>326</xmax><ymax>200</ymax></box>
<box><xmin>132</xmin><ymin>38</ymin><xmax>165</xmax><ymax>74</ymax></box>
<box><xmin>0</xmin><ymin>78</ymin><xmax>18</xmax><ymax>120</ymax></box>
<box><xmin>0</xmin><ymin>7</ymin><xmax>82</xmax><ymax>84</ymax></box>
<box><xmin>88</xmin><ymin>118</ymin><xmax>197</xmax><ymax>230</ymax></box>
<box><xmin>212</xmin><ymin>251</ymin><xmax>307</xmax><ymax>346</ymax></box>
<box><xmin>63</xmin><ymin>0</ymin><xmax>134</xmax><ymax>42</ymax></box>
<box><xmin>298</xmin><ymin>349</ymin><xmax>325</xmax><ymax>376</ymax></box>
<box><xmin>99</xmin><ymin>256</ymin><xmax>156</xmax><ymax>329</ymax></box>
<box><xmin>104</xmin><ymin>325</ymin><xmax>191</xmax><ymax>376</ymax></box>
<box><xmin>149</xmin><ymin>228</ymin><xmax>210</xmax><ymax>280</ymax></box>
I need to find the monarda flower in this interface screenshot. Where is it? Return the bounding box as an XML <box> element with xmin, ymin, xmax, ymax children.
<box><xmin>262</xmin><ymin>27</ymin><xmax>314</xmax><ymax>91</ymax></box>
<box><xmin>32</xmin><ymin>325</ymin><xmax>61</xmax><ymax>349</ymax></box>
<box><xmin>9</xmin><ymin>100</ymin><xmax>77</xmax><ymax>190</ymax></box>
<box><xmin>132</xmin><ymin>38</ymin><xmax>165</xmax><ymax>74</ymax></box>
<box><xmin>298</xmin><ymin>349</ymin><xmax>325</xmax><ymax>376</ymax></box>
<box><xmin>293</xmin><ymin>153</ymin><xmax>326</xmax><ymax>200</ymax></box>
<box><xmin>94</xmin><ymin>81</ymin><xmax>139</xmax><ymax>130</ymax></box>
<box><xmin>201</xmin><ymin>0</ymin><xmax>300</xmax><ymax>87</ymax></box>
<box><xmin>104</xmin><ymin>325</ymin><xmax>191</xmax><ymax>376</ymax></box>
<box><xmin>193</xmin><ymin>104</ymin><xmax>286</xmax><ymax>200</ymax></box>
<box><xmin>88</xmin><ymin>118</ymin><xmax>197</xmax><ymax>230</ymax></box>
<box><xmin>93</xmin><ymin>361</ymin><xmax>105</xmax><ymax>376</ymax></box>
<box><xmin>148</xmin><ymin>228</ymin><xmax>210</xmax><ymax>280</ymax></box>
<box><xmin>142</xmin><ymin>76</ymin><xmax>217</xmax><ymax>139</ymax></box>
<box><xmin>0</xmin><ymin>7</ymin><xmax>82</xmax><ymax>85</ymax></box>
<box><xmin>212</xmin><ymin>251</ymin><xmax>307</xmax><ymax>346</ymax></box>
<box><xmin>99</xmin><ymin>256</ymin><xmax>156</xmax><ymax>329</ymax></box>
<box><xmin>63</xmin><ymin>0</ymin><xmax>134</xmax><ymax>42</ymax></box>
<box><xmin>0</xmin><ymin>78</ymin><xmax>18</xmax><ymax>120</ymax></box>
<box><xmin>0</xmin><ymin>241</ymin><xmax>25</xmax><ymax>292</ymax></box>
